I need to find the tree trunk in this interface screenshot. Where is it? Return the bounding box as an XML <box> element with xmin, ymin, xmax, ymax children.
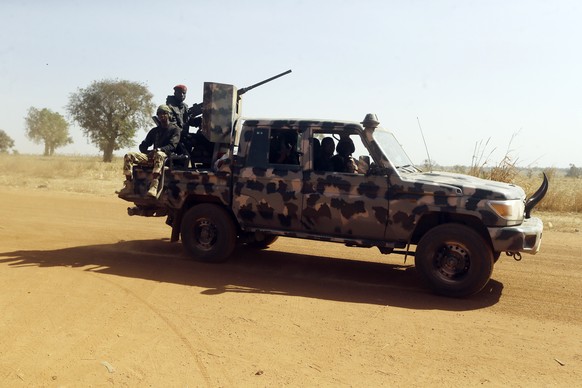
<box><xmin>103</xmin><ymin>141</ymin><xmax>115</xmax><ymax>162</ymax></box>
<box><xmin>43</xmin><ymin>143</ymin><xmax>50</xmax><ymax>156</ymax></box>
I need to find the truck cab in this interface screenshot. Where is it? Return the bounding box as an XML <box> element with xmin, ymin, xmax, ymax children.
<box><xmin>233</xmin><ymin>116</ymin><xmax>544</xmax><ymax>248</ymax></box>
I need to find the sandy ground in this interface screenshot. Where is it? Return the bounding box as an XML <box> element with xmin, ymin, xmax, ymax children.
<box><xmin>0</xmin><ymin>188</ymin><xmax>581</xmax><ymax>387</ymax></box>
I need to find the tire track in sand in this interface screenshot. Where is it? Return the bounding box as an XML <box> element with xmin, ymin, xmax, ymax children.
<box><xmin>88</xmin><ymin>270</ymin><xmax>234</xmax><ymax>387</ymax></box>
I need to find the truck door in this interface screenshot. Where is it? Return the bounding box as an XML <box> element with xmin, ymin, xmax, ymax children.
<box><xmin>302</xmin><ymin>133</ymin><xmax>389</xmax><ymax>240</ymax></box>
<box><xmin>233</xmin><ymin>126</ymin><xmax>304</xmax><ymax>231</ymax></box>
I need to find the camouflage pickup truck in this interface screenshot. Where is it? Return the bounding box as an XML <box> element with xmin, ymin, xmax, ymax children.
<box><xmin>119</xmin><ymin>72</ymin><xmax>548</xmax><ymax>297</ymax></box>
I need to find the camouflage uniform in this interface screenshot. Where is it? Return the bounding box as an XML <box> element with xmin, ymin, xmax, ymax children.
<box><xmin>166</xmin><ymin>85</ymin><xmax>197</xmax><ymax>163</ymax></box>
<box><xmin>123</xmin><ymin>122</ymin><xmax>181</xmax><ymax>178</ymax></box>
<box><xmin>166</xmin><ymin>94</ymin><xmax>189</xmax><ymax>132</ymax></box>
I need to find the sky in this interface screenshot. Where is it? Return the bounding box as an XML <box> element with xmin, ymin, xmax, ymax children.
<box><xmin>1</xmin><ymin>0</ymin><xmax>581</xmax><ymax>168</ymax></box>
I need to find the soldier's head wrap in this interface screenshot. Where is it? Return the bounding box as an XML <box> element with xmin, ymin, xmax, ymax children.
<box><xmin>157</xmin><ymin>105</ymin><xmax>172</xmax><ymax>114</ymax></box>
<box><xmin>173</xmin><ymin>84</ymin><xmax>187</xmax><ymax>92</ymax></box>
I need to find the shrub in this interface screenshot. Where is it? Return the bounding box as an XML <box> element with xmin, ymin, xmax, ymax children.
<box><xmin>566</xmin><ymin>164</ymin><xmax>581</xmax><ymax>178</ymax></box>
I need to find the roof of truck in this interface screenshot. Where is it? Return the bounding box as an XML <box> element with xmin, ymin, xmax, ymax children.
<box><xmin>241</xmin><ymin>118</ymin><xmax>364</xmax><ymax>132</ymax></box>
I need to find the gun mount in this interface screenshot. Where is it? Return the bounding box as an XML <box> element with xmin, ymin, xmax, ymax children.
<box><xmin>200</xmin><ymin>70</ymin><xmax>292</xmax><ymax>143</ymax></box>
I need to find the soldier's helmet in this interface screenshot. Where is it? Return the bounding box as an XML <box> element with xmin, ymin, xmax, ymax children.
<box><xmin>157</xmin><ymin>105</ymin><xmax>172</xmax><ymax>114</ymax></box>
<box><xmin>361</xmin><ymin>113</ymin><xmax>380</xmax><ymax>128</ymax></box>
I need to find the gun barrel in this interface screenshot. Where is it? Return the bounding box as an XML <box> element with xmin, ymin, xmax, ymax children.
<box><xmin>238</xmin><ymin>69</ymin><xmax>292</xmax><ymax>95</ymax></box>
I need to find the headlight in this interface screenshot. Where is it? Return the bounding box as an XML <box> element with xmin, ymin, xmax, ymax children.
<box><xmin>487</xmin><ymin>200</ymin><xmax>524</xmax><ymax>223</ymax></box>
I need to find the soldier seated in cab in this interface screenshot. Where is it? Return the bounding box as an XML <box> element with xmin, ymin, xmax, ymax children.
<box><xmin>331</xmin><ymin>137</ymin><xmax>358</xmax><ymax>173</ymax></box>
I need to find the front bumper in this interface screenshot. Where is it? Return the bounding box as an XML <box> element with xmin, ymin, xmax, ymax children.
<box><xmin>488</xmin><ymin>217</ymin><xmax>544</xmax><ymax>255</ymax></box>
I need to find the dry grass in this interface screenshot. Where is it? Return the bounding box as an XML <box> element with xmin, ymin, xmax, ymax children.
<box><xmin>1</xmin><ymin>154</ymin><xmax>580</xmax><ymax>216</ymax></box>
<box><xmin>0</xmin><ymin>154</ymin><xmax>122</xmax><ymax>196</ymax></box>
<box><xmin>536</xmin><ymin>211</ymin><xmax>581</xmax><ymax>233</ymax></box>
<box><xmin>469</xmin><ymin>134</ymin><xmax>520</xmax><ymax>182</ymax></box>
<box><xmin>465</xmin><ymin>133</ymin><xmax>582</xmax><ymax>214</ymax></box>
<box><xmin>514</xmin><ymin>173</ymin><xmax>582</xmax><ymax>213</ymax></box>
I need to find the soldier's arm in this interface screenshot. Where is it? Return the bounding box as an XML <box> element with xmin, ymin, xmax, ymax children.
<box><xmin>139</xmin><ymin>129</ymin><xmax>155</xmax><ymax>153</ymax></box>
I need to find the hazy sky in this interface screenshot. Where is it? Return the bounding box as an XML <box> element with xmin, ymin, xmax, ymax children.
<box><xmin>1</xmin><ymin>0</ymin><xmax>581</xmax><ymax>168</ymax></box>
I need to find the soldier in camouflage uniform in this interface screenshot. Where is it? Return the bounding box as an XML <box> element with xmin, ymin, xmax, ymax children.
<box><xmin>166</xmin><ymin>84</ymin><xmax>189</xmax><ymax>132</ymax></box>
<box><xmin>117</xmin><ymin>105</ymin><xmax>180</xmax><ymax>197</ymax></box>
<box><xmin>166</xmin><ymin>84</ymin><xmax>208</xmax><ymax>165</ymax></box>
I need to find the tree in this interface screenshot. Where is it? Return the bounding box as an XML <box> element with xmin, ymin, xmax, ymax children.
<box><xmin>67</xmin><ymin>79</ymin><xmax>155</xmax><ymax>162</ymax></box>
<box><xmin>0</xmin><ymin>129</ymin><xmax>15</xmax><ymax>153</ymax></box>
<box><xmin>24</xmin><ymin>108</ymin><xmax>72</xmax><ymax>156</ymax></box>
<box><xmin>421</xmin><ymin>158</ymin><xmax>440</xmax><ymax>172</ymax></box>
<box><xmin>566</xmin><ymin>164</ymin><xmax>581</xmax><ymax>178</ymax></box>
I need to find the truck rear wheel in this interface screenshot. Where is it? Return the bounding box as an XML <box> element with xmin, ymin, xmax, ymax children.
<box><xmin>415</xmin><ymin>224</ymin><xmax>494</xmax><ymax>297</ymax></box>
<box><xmin>181</xmin><ymin>204</ymin><xmax>236</xmax><ymax>262</ymax></box>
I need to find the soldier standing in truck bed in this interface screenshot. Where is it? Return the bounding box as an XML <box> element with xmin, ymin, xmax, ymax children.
<box><xmin>166</xmin><ymin>84</ymin><xmax>189</xmax><ymax>132</ymax></box>
<box><xmin>166</xmin><ymin>83</ymin><xmax>210</xmax><ymax>166</ymax></box>
<box><xmin>117</xmin><ymin>105</ymin><xmax>180</xmax><ymax>197</ymax></box>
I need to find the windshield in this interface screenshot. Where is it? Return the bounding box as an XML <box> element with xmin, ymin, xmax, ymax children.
<box><xmin>372</xmin><ymin>128</ymin><xmax>417</xmax><ymax>171</ymax></box>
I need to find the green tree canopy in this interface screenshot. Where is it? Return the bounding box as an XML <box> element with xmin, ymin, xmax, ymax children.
<box><xmin>0</xmin><ymin>129</ymin><xmax>15</xmax><ymax>153</ymax></box>
<box><xmin>67</xmin><ymin>79</ymin><xmax>155</xmax><ymax>162</ymax></box>
<box><xmin>24</xmin><ymin>108</ymin><xmax>72</xmax><ymax>156</ymax></box>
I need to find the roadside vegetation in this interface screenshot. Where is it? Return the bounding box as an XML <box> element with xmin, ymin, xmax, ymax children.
<box><xmin>0</xmin><ymin>154</ymin><xmax>120</xmax><ymax>196</ymax></box>
<box><xmin>0</xmin><ymin>130</ymin><xmax>15</xmax><ymax>153</ymax></box>
<box><xmin>0</xmin><ymin>153</ymin><xmax>580</xmax><ymax>215</ymax></box>
<box><xmin>457</xmin><ymin>134</ymin><xmax>581</xmax><ymax>213</ymax></box>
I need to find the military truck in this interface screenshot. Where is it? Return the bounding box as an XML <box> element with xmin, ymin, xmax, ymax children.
<box><xmin>119</xmin><ymin>71</ymin><xmax>548</xmax><ymax>297</ymax></box>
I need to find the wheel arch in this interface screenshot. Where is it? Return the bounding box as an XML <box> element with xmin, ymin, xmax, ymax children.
<box><xmin>411</xmin><ymin>212</ymin><xmax>493</xmax><ymax>250</ymax></box>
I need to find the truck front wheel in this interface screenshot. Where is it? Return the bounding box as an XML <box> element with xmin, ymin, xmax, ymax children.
<box><xmin>181</xmin><ymin>204</ymin><xmax>236</xmax><ymax>263</ymax></box>
<box><xmin>415</xmin><ymin>224</ymin><xmax>494</xmax><ymax>297</ymax></box>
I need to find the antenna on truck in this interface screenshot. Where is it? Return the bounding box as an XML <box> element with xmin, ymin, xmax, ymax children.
<box><xmin>417</xmin><ymin>116</ymin><xmax>433</xmax><ymax>172</ymax></box>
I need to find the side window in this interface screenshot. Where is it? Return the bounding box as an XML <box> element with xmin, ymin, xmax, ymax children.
<box><xmin>268</xmin><ymin>129</ymin><xmax>301</xmax><ymax>166</ymax></box>
<box><xmin>246</xmin><ymin>128</ymin><xmax>269</xmax><ymax>168</ymax></box>
<box><xmin>313</xmin><ymin>132</ymin><xmax>373</xmax><ymax>174</ymax></box>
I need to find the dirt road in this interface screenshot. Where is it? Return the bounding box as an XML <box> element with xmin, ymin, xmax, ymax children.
<box><xmin>0</xmin><ymin>188</ymin><xmax>580</xmax><ymax>386</ymax></box>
